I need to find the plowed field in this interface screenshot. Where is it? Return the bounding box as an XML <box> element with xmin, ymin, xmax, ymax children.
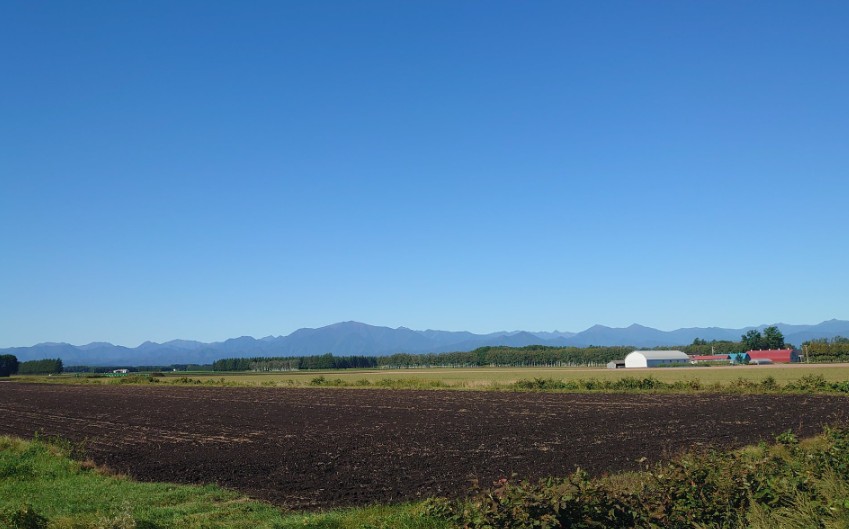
<box><xmin>2</xmin><ymin>384</ymin><xmax>847</xmax><ymax>509</ymax></box>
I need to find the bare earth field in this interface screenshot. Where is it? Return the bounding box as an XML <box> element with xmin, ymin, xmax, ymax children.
<box><xmin>2</xmin><ymin>383</ymin><xmax>849</xmax><ymax>510</ymax></box>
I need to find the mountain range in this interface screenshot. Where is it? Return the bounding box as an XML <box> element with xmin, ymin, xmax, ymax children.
<box><xmin>3</xmin><ymin>319</ymin><xmax>848</xmax><ymax>367</ymax></box>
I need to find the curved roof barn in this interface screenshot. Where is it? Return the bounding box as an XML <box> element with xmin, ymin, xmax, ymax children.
<box><xmin>747</xmin><ymin>349</ymin><xmax>798</xmax><ymax>363</ymax></box>
<box><xmin>625</xmin><ymin>350</ymin><xmax>689</xmax><ymax>368</ymax></box>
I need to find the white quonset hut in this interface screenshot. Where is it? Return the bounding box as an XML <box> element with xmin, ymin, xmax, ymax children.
<box><xmin>624</xmin><ymin>350</ymin><xmax>689</xmax><ymax>368</ymax></box>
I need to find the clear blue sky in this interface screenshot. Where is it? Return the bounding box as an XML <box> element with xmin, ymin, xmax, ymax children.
<box><xmin>2</xmin><ymin>1</ymin><xmax>848</xmax><ymax>347</ymax></box>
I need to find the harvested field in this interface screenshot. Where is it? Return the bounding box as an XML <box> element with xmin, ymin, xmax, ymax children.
<box><xmin>2</xmin><ymin>384</ymin><xmax>848</xmax><ymax>510</ymax></box>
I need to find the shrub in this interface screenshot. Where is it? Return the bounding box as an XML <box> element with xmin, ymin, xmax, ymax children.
<box><xmin>94</xmin><ymin>503</ymin><xmax>137</xmax><ymax>529</ymax></box>
<box><xmin>612</xmin><ymin>376</ymin><xmax>664</xmax><ymax>391</ymax></box>
<box><xmin>727</xmin><ymin>378</ymin><xmax>758</xmax><ymax>391</ymax></box>
<box><xmin>512</xmin><ymin>378</ymin><xmax>572</xmax><ymax>391</ymax></box>
<box><xmin>774</xmin><ymin>430</ymin><xmax>798</xmax><ymax>446</ymax></box>
<box><xmin>110</xmin><ymin>375</ymin><xmax>158</xmax><ymax>385</ymax></box>
<box><xmin>760</xmin><ymin>376</ymin><xmax>779</xmax><ymax>391</ymax></box>
<box><xmin>32</xmin><ymin>433</ymin><xmax>87</xmax><ymax>461</ymax></box>
<box><xmin>0</xmin><ymin>505</ymin><xmax>48</xmax><ymax>529</ymax></box>
<box><xmin>172</xmin><ymin>377</ymin><xmax>202</xmax><ymax>385</ymax></box>
<box><xmin>0</xmin><ymin>459</ymin><xmax>35</xmax><ymax>479</ymax></box>
<box><xmin>786</xmin><ymin>374</ymin><xmax>829</xmax><ymax>392</ymax></box>
<box><xmin>425</xmin><ymin>425</ymin><xmax>849</xmax><ymax>528</ymax></box>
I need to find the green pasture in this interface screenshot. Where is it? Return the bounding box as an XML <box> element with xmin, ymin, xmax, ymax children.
<box><xmin>18</xmin><ymin>363</ymin><xmax>849</xmax><ymax>390</ymax></box>
<box><xmin>139</xmin><ymin>363</ymin><xmax>849</xmax><ymax>386</ymax></box>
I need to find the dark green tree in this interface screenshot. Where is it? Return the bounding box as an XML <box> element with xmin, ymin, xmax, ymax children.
<box><xmin>762</xmin><ymin>326</ymin><xmax>786</xmax><ymax>349</ymax></box>
<box><xmin>0</xmin><ymin>354</ymin><xmax>18</xmax><ymax>377</ymax></box>
<box><xmin>742</xmin><ymin>330</ymin><xmax>764</xmax><ymax>350</ymax></box>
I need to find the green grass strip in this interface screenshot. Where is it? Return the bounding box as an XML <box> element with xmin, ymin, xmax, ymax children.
<box><xmin>0</xmin><ymin>436</ymin><xmax>449</xmax><ymax>529</ymax></box>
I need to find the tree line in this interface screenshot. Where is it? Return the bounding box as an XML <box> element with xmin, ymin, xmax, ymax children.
<box><xmin>18</xmin><ymin>358</ymin><xmax>64</xmax><ymax>375</ymax></box>
<box><xmin>803</xmin><ymin>336</ymin><xmax>849</xmax><ymax>363</ymax></box>
<box><xmin>0</xmin><ymin>357</ymin><xmax>64</xmax><ymax>376</ymax></box>
<box><xmin>213</xmin><ymin>353</ymin><xmax>378</xmax><ymax>371</ymax></box>
<box><xmin>377</xmin><ymin>345</ymin><xmax>636</xmax><ymax>368</ymax></box>
<box><xmin>63</xmin><ymin>364</ymin><xmax>212</xmax><ymax>373</ymax></box>
<box><xmin>212</xmin><ymin>346</ymin><xmax>637</xmax><ymax>372</ymax></box>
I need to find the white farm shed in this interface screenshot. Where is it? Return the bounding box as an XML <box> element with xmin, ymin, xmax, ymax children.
<box><xmin>624</xmin><ymin>350</ymin><xmax>689</xmax><ymax>368</ymax></box>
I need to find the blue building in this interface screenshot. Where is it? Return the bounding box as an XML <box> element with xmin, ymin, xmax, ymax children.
<box><xmin>728</xmin><ymin>352</ymin><xmax>750</xmax><ymax>364</ymax></box>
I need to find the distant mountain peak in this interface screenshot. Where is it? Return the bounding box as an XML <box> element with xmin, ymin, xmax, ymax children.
<box><xmin>4</xmin><ymin>319</ymin><xmax>848</xmax><ymax>366</ymax></box>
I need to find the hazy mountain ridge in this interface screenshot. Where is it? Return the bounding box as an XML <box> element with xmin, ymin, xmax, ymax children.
<box><xmin>3</xmin><ymin>319</ymin><xmax>848</xmax><ymax>366</ymax></box>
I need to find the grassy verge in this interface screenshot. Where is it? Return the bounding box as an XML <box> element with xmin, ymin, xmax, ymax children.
<box><xmin>0</xmin><ymin>435</ymin><xmax>448</xmax><ymax>529</ymax></box>
<box><xmin>15</xmin><ymin>363</ymin><xmax>849</xmax><ymax>389</ymax></box>
<box><xmin>424</xmin><ymin>425</ymin><xmax>849</xmax><ymax>528</ymax></box>
<box><xmin>15</xmin><ymin>370</ymin><xmax>849</xmax><ymax>396</ymax></box>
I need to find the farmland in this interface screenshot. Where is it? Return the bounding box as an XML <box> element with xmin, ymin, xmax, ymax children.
<box><xmin>194</xmin><ymin>362</ymin><xmax>849</xmax><ymax>387</ymax></box>
<box><xmin>30</xmin><ymin>362</ymin><xmax>849</xmax><ymax>389</ymax></box>
<box><xmin>2</xmin><ymin>383</ymin><xmax>849</xmax><ymax>511</ymax></box>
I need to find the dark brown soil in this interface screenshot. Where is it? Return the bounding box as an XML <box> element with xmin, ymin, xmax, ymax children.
<box><xmin>1</xmin><ymin>383</ymin><xmax>847</xmax><ymax>509</ymax></box>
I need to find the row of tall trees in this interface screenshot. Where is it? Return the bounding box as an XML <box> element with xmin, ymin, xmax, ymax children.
<box><xmin>213</xmin><ymin>346</ymin><xmax>635</xmax><ymax>372</ymax></box>
<box><xmin>18</xmin><ymin>358</ymin><xmax>63</xmax><ymax>375</ymax></box>
<box><xmin>212</xmin><ymin>353</ymin><xmax>378</xmax><ymax>372</ymax></box>
<box><xmin>377</xmin><ymin>346</ymin><xmax>634</xmax><ymax>368</ymax></box>
<box><xmin>63</xmin><ymin>364</ymin><xmax>211</xmax><ymax>373</ymax></box>
<box><xmin>804</xmin><ymin>337</ymin><xmax>849</xmax><ymax>363</ymax></box>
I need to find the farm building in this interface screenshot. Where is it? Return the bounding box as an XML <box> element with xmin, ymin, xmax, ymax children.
<box><xmin>747</xmin><ymin>349</ymin><xmax>799</xmax><ymax>363</ymax></box>
<box><xmin>607</xmin><ymin>360</ymin><xmax>625</xmax><ymax>369</ymax></box>
<box><xmin>690</xmin><ymin>355</ymin><xmax>731</xmax><ymax>363</ymax></box>
<box><xmin>728</xmin><ymin>352</ymin><xmax>750</xmax><ymax>364</ymax></box>
<box><xmin>624</xmin><ymin>350</ymin><xmax>689</xmax><ymax>368</ymax></box>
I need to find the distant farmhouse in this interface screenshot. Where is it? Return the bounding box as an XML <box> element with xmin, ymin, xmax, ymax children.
<box><xmin>613</xmin><ymin>348</ymin><xmax>799</xmax><ymax>369</ymax></box>
<box><xmin>624</xmin><ymin>350</ymin><xmax>689</xmax><ymax>368</ymax></box>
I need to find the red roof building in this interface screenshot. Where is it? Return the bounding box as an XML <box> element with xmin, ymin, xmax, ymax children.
<box><xmin>746</xmin><ymin>349</ymin><xmax>798</xmax><ymax>363</ymax></box>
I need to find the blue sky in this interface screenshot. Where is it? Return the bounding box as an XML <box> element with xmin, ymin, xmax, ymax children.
<box><xmin>2</xmin><ymin>1</ymin><xmax>848</xmax><ymax>347</ymax></box>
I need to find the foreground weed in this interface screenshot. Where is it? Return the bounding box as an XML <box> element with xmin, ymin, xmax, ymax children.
<box><xmin>425</xmin><ymin>425</ymin><xmax>849</xmax><ymax>529</ymax></box>
<box><xmin>94</xmin><ymin>502</ymin><xmax>136</xmax><ymax>529</ymax></box>
<box><xmin>0</xmin><ymin>504</ymin><xmax>48</xmax><ymax>529</ymax></box>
